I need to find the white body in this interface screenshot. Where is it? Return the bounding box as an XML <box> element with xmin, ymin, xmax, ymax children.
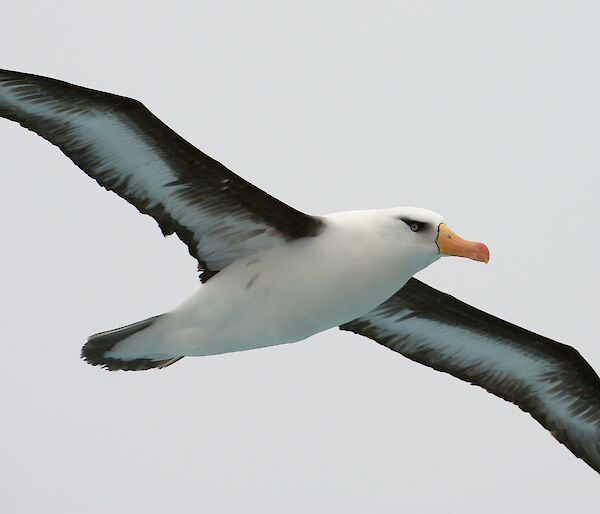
<box><xmin>108</xmin><ymin>208</ymin><xmax>443</xmax><ymax>360</ymax></box>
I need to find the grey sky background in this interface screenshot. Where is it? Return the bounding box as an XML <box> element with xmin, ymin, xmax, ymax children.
<box><xmin>1</xmin><ymin>2</ymin><xmax>599</xmax><ymax>512</ymax></box>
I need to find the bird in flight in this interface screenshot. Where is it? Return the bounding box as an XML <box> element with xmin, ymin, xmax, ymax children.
<box><xmin>1</xmin><ymin>70</ymin><xmax>599</xmax><ymax>474</ymax></box>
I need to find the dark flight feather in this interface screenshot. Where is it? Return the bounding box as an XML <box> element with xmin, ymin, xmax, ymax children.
<box><xmin>341</xmin><ymin>278</ymin><xmax>600</xmax><ymax>473</ymax></box>
<box><xmin>0</xmin><ymin>70</ymin><xmax>323</xmax><ymax>281</ymax></box>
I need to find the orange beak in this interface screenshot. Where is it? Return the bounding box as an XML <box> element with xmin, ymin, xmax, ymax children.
<box><xmin>436</xmin><ymin>223</ymin><xmax>490</xmax><ymax>263</ymax></box>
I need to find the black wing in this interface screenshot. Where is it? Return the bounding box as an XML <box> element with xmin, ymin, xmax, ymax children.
<box><xmin>341</xmin><ymin>278</ymin><xmax>600</xmax><ymax>473</ymax></box>
<box><xmin>0</xmin><ymin>70</ymin><xmax>323</xmax><ymax>280</ymax></box>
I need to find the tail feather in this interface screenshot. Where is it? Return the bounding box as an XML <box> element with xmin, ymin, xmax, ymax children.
<box><xmin>81</xmin><ymin>315</ymin><xmax>183</xmax><ymax>371</ymax></box>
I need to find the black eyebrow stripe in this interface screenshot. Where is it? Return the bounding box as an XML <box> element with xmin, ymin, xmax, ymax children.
<box><xmin>398</xmin><ymin>217</ymin><xmax>429</xmax><ymax>228</ymax></box>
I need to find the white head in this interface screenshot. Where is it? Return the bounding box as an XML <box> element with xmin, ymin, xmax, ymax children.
<box><xmin>388</xmin><ymin>206</ymin><xmax>489</xmax><ymax>271</ymax></box>
<box><xmin>330</xmin><ymin>206</ymin><xmax>489</xmax><ymax>278</ymax></box>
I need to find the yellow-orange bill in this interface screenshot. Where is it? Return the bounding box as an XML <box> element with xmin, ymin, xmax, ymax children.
<box><xmin>436</xmin><ymin>223</ymin><xmax>490</xmax><ymax>263</ymax></box>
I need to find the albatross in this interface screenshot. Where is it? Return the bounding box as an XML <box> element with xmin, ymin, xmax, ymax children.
<box><xmin>1</xmin><ymin>69</ymin><xmax>599</xmax><ymax>474</ymax></box>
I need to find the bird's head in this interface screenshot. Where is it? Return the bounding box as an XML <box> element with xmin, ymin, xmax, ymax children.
<box><xmin>377</xmin><ymin>207</ymin><xmax>490</xmax><ymax>273</ymax></box>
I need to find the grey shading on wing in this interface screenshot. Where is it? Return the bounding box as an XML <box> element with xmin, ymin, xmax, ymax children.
<box><xmin>340</xmin><ymin>278</ymin><xmax>600</xmax><ymax>473</ymax></box>
<box><xmin>0</xmin><ymin>70</ymin><xmax>323</xmax><ymax>281</ymax></box>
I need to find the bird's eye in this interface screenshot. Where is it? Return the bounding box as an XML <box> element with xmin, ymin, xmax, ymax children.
<box><xmin>399</xmin><ymin>217</ymin><xmax>426</xmax><ymax>232</ymax></box>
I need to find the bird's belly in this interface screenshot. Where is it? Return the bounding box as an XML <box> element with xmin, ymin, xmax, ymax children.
<box><xmin>167</xmin><ymin>239</ymin><xmax>412</xmax><ymax>357</ymax></box>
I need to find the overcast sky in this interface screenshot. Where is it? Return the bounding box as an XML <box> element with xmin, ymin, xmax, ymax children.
<box><xmin>1</xmin><ymin>2</ymin><xmax>599</xmax><ymax>513</ymax></box>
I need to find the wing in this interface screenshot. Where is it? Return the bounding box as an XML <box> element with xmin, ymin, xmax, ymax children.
<box><xmin>340</xmin><ymin>278</ymin><xmax>600</xmax><ymax>473</ymax></box>
<box><xmin>0</xmin><ymin>70</ymin><xmax>323</xmax><ymax>280</ymax></box>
